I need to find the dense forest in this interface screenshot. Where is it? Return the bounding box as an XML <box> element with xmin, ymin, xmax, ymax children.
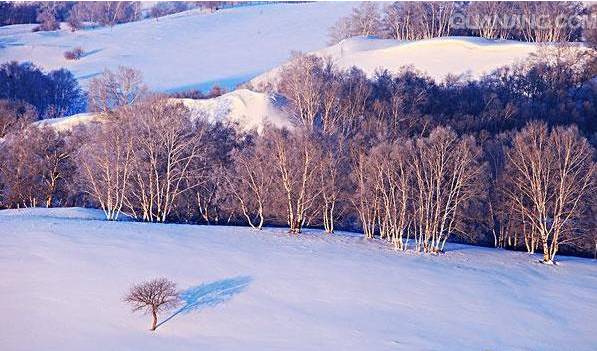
<box><xmin>0</xmin><ymin>2</ymin><xmax>596</xmax><ymax>263</ymax></box>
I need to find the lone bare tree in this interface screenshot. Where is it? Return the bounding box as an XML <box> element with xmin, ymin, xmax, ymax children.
<box><xmin>124</xmin><ymin>278</ymin><xmax>180</xmax><ymax>331</ymax></box>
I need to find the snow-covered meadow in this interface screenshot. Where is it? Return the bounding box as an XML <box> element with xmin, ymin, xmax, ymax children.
<box><xmin>1</xmin><ymin>208</ymin><xmax>595</xmax><ymax>351</ymax></box>
<box><xmin>0</xmin><ymin>2</ymin><xmax>355</xmax><ymax>92</ymax></box>
<box><xmin>0</xmin><ymin>2</ymin><xmax>542</xmax><ymax>95</ymax></box>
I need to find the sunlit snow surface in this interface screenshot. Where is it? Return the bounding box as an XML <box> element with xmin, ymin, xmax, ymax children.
<box><xmin>0</xmin><ymin>207</ymin><xmax>595</xmax><ymax>350</ymax></box>
<box><xmin>251</xmin><ymin>36</ymin><xmax>540</xmax><ymax>88</ymax></box>
<box><xmin>0</xmin><ymin>3</ymin><xmax>355</xmax><ymax>92</ymax></box>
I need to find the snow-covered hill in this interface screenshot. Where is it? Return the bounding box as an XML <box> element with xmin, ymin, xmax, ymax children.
<box><xmin>0</xmin><ymin>2</ymin><xmax>355</xmax><ymax>92</ymax></box>
<box><xmin>1</xmin><ymin>207</ymin><xmax>596</xmax><ymax>351</ymax></box>
<box><xmin>250</xmin><ymin>36</ymin><xmax>542</xmax><ymax>88</ymax></box>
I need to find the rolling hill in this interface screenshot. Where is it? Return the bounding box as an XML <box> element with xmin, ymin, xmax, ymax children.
<box><xmin>1</xmin><ymin>207</ymin><xmax>596</xmax><ymax>351</ymax></box>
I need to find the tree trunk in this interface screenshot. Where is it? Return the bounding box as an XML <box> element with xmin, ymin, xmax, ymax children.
<box><xmin>150</xmin><ymin>308</ymin><xmax>158</xmax><ymax>331</ymax></box>
<box><xmin>542</xmin><ymin>240</ymin><xmax>552</xmax><ymax>264</ymax></box>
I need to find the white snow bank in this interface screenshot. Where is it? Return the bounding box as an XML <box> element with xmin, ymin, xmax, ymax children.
<box><xmin>34</xmin><ymin>112</ymin><xmax>101</xmax><ymax>132</ymax></box>
<box><xmin>0</xmin><ymin>207</ymin><xmax>107</xmax><ymax>220</ymax></box>
<box><xmin>251</xmin><ymin>36</ymin><xmax>542</xmax><ymax>88</ymax></box>
<box><xmin>177</xmin><ymin>89</ymin><xmax>291</xmax><ymax>132</ymax></box>
<box><xmin>31</xmin><ymin>90</ymin><xmax>291</xmax><ymax>133</ymax></box>
<box><xmin>0</xmin><ymin>2</ymin><xmax>355</xmax><ymax>92</ymax></box>
<box><xmin>1</xmin><ymin>207</ymin><xmax>595</xmax><ymax>351</ymax></box>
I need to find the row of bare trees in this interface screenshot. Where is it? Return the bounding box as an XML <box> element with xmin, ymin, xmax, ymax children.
<box><xmin>1</xmin><ymin>53</ymin><xmax>595</xmax><ymax>262</ymax></box>
<box><xmin>498</xmin><ymin>123</ymin><xmax>595</xmax><ymax>263</ymax></box>
<box><xmin>0</xmin><ymin>97</ymin><xmax>594</xmax><ymax>262</ymax></box>
<box><xmin>330</xmin><ymin>2</ymin><xmax>591</xmax><ymax>44</ymax></box>
<box><xmin>352</xmin><ymin>129</ymin><xmax>484</xmax><ymax>253</ymax></box>
<box><xmin>79</xmin><ymin>98</ymin><xmax>209</xmax><ymax>222</ymax></box>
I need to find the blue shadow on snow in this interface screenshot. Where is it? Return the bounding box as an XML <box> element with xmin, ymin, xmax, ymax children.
<box><xmin>156</xmin><ymin>276</ymin><xmax>252</xmax><ymax>329</ymax></box>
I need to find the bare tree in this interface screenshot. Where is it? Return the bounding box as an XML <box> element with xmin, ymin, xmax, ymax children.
<box><xmin>369</xmin><ymin>141</ymin><xmax>412</xmax><ymax>249</ymax></box>
<box><xmin>227</xmin><ymin>138</ymin><xmax>272</xmax><ymax>229</ymax></box>
<box><xmin>0</xmin><ymin>125</ymin><xmax>75</xmax><ymax>208</ymax></box>
<box><xmin>88</xmin><ymin>66</ymin><xmax>147</xmax><ymax>113</ymax></box>
<box><xmin>69</xmin><ymin>2</ymin><xmax>141</xmax><ymax>28</ymax></box>
<box><xmin>515</xmin><ymin>2</ymin><xmax>584</xmax><ymax>42</ymax></box>
<box><xmin>35</xmin><ymin>5</ymin><xmax>59</xmax><ymax>31</ymax></box>
<box><xmin>125</xmin><ymin>98</ymin><xmax>207</xmax><ymax>222</ymax></box>
<box><xmin>351</xmin><ymin>147</ymin><xmax>379</xmax><ymax>239</ymax></box>
<box><xmin>78</xmin><ymin>115</ymin><xmax>134</xmax><ymax>221</ymax></box>
<box><xmin>329</xmin><ymin>2</ymin><xmax>381</xmax><ymax>43</ymax></box>
<box><xmin>268</xmin><ymin>129</ymin><xmax>323</xmax><ymax>233</ymax></box>
<box><xmin>318</xmin><ymin>137</ymin><xmax>349</xmax><ymax>234</ymax></box>
<box><xmin>504</xmin><ymin>122</ymin><xmax>595</xmax><ymax>263</ymax></box>
<box><xmin>278</xmin><ymin>53</ymin><xmax>324</xmax><ymax>130</ymax></box>
<box><xmin>0</xmin><ymin>100</ymin><xmax>35</xmax><ymax>138</ymax></box>
<box><xmin>409</xmin><ymin>127</ymin><xmax>484</xmax><ymax>253</ymax></box>
<box><xmin>380</xmin><ymin>2</ymin><xmax>454</xmax><ymax>40</ymax></box>
<box><xmin>193</xmin><ymin>123</ymin><xmax>237</xmax><ymax>225</ymax></box>
<box><xmin>467</xmin><ymin>2</ymin><xmax>511</xmax><ymax>39</ymax></box>
<box><xmin>123</xmin><ymin>278</ymin><xmax>180</xmax><ymax>331</ymax></box>
<box><xmin>336</xmin><ymin>68</ymin><xmax>371</xmax><ymax>137</ymax></box>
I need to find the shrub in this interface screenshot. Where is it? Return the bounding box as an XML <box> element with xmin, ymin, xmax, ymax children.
<box><xmin>64</xmin><ymin>47</ymin><xmax>84</xmax><ymax>60</ymax></box>
<box><xmin>33</xmin><ymin>7</ymin><xmax>60</xmax><ymax>32</ymax></box>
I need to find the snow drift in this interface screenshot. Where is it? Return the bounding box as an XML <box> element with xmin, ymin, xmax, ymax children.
<box><xmin>177</xmin><ymin>89</ymin><xmax>291</xmax><ymax>132</ymax></box>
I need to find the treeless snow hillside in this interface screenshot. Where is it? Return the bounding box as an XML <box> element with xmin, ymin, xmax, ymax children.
<box><xmin>1</xmin><ymin>208</ymin><xmax>596</xmax><ymax>351</ymax></box>
<box><xmin>250</xmin><ymin>36</ymin><xmax>541</xmax><ymax>88</ymax></box>
<box><xmin>0</xmin><ymin>2</ymin><xmax>355</xmax><ymax>92</ymax></box>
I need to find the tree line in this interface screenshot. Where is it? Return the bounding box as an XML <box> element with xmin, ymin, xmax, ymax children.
<box><xmin>0</xmin><ymin>44</ymin><xmax>595</xmax><ymax>263</ymax></box>
<box><xmin>330</xmin><ymin>2</ymin><xmax>595</xmax><ymax>44</ymax></box>
<box><xmin>0</xmin><ymin>62</ymin><xmax>85</xmax><ymax>120</ymax></box>
<box><xmin>0</xmin><ymin>2</ymin><xmax>276</xmax><ymax>31</ymax></box>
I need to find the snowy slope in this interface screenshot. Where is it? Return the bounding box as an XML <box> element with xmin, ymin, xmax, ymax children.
<box><xmin>0</xmin><ymin>2</ymin><xmax>355</xmax><ymax>92</ymax></box>
<box><xmin>250</xmin><ymin>36</ymin><xmax>541</xmax><ymax>88</ymax></box>
<box><xmin>34</xmin><ymin>112</ymin><xmax>101</xmax><ymax>132</ymax></box>
<box><xmin>178</xmin><ymin>89</ymin><xmax>291</xmax><ymax>132</ymax></box>
<box><xmin>33</xmin><ymin>90</ymin><xmax>291</xmax><ymax>133</ymax></box>
<box><xmin>1</xmin><ymin>208</ymin><xmax>596</xmax><ymax>351</ymax></box>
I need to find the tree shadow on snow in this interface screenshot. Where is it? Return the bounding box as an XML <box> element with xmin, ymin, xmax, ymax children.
<box><xmin>156</xmin><ymin>276</ymin><xmax>252</xmax><ymax>329</ymax></box>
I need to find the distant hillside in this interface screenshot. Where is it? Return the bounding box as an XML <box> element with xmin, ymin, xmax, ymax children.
<box><xmin>0</xmin><ymin>2</ymin><xmax>355</xmax><ymax>92</ymax></box>
<box><xmin>250</xmin><ymin>36</ymin><xmax>542</xmax><ymax>89</ymax></box>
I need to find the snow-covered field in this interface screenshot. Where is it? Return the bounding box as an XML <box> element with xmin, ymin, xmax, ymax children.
<box><xmin>34</xmin><ymin>112</ymin><xmax>101</xmax><ymax>132</ymax></box>
<box><xmin>0</xmin><ymin>2</ymin><xmax>355</xmax><ymax>92</ymax></box>
<box><xmin>1</xmin><ymin>208</ymin><xmax>595</xmax><ymax>351</ymax></box>
<box><xmin>1</xmin><ymin>3</ymin><xmax>543</xmax><ymax>94</ymax></box>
